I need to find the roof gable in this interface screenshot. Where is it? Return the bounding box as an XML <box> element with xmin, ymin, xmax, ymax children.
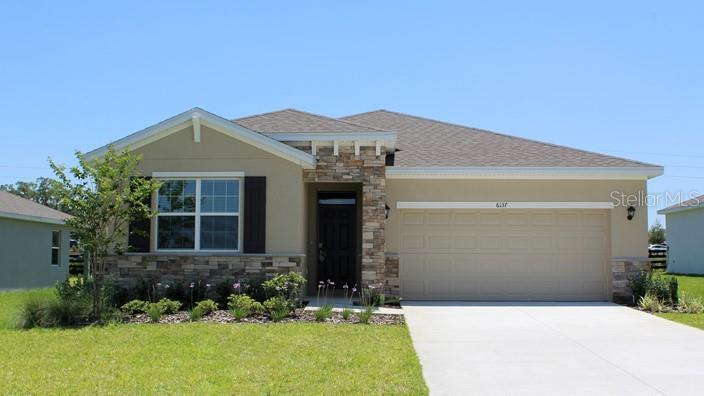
<box><xmin>0</xmin><ymin>191</ymin><xmax>70</xmax><ymax>225</ymax></box>
<box><xmin>342</xmin><ymin>110</ymin><xmax>660</xmax><ymax>169</ymax></box>
<box><xmin>85</xmin><ymin>108</ymin><xmax>315</xmax><ymax>169</ymax></box>
<box><xmin>234</xmin><ymin>109</ymin><xmax>388</xmax><ymax>133</ymax></box>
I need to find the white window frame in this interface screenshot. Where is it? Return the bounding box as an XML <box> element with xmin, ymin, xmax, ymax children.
<box><xmin>51</xmin><ymin>230</ymin><xmax>61</xmax><ymax>266</ymax></box>
<box><xmin>155</xmin><ymin>177</ymin><xmax>243</xmax><ymax>252</ymax></box>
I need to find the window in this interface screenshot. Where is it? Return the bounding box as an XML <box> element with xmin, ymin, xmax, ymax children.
<box><xmin>156</xmin><ymin>179</ymin><xmax>240</xmax><ymax>251</ymax></box>
<box><xmin>51</xmin><ymin>231</ymin><xmax>61</xmax><ymax>265</ymax></box>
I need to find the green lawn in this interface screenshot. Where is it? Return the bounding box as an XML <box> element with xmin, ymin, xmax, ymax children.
<box><xmin>656</xmin><ymin>273</ymin><xmax>704</xmax><ymax>331</ymax></box>
<box><xmin>0</xmin><ymin>290</ymin><xmax>427</xmax><ymax>395</ymax></box>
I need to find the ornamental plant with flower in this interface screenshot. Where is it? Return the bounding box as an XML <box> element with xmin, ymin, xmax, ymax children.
<box><xmin>263</xmin><ymin>273</ymin><xmax>306</xmax><ymax>307</ymax></box>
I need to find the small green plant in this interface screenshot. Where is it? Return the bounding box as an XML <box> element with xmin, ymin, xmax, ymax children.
<box><xmin>677</xmin><ymin>293</ymin><xmax>704</xmax><ymax>313</ymax></box>
<box><xmin>146</xmin><ymin>303</ymin><xmax>163</xmax><ymax>323</ymax></box>
<box><xmin>120</xmin><ymin>299</ymin><xmax>148</xmax><ymax>315</ymax></box>
<box><xmin>264</xmin><ymin>296</ymin><xmax>292</xmax><ymax>322</ymax></box>
<box><xmin>358</xmin><ymin>305</ymin><xmax>374</xmax><ymax>324</ymax></box>
<box><xmin>638</xmin><ymin>293</ymin><xmax>666</xmax><ymax>313</ymax></box>
<box><xmin>194</xmin><ymin>299</ymin><xmax>218</xmax><ymax>315</ymax></box>
<box><xmin>314</xmin><ymin>304</ymin><xmax>333</xmax><ymax>322</ymax></box>
<box><xmin>263</xmin><ymin>272</ymin><xmax>306</xmax><ymax>306</ymax></box>
<box><xmin>227</xmin><ymin>294</ymin><xmax>264</xmax><ymax>320</ymax></box>
<box><xmin>156</xmin><ymin>298</ymin><xmax>182</xmax><ymax>314</ymax></box>
<box><xmin>341</xmin><ymin>308</ymin><xmax>352</xmax><ymax>320</ymax></box>
<box><xmin>189</xmin><ymin>307</ymin><xmax>204</xmax><ymax>321</ymax></box>
<box><xmin>360</xmin><ymin>284</ymin><xmax>385</xmax><ymax>307</ymax></box>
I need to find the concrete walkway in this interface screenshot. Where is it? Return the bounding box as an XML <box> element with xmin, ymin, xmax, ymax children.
<box><xmin>402</xmin><ymin>301</ymin><xmax>704</xmax><ymax>396</ymax></box>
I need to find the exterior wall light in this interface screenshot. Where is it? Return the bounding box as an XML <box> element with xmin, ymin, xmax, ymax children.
<box><xmin>385</xmin><ymin>204</ymin><xmax>390</xmax><ymax>219</ymax></box>
<box><xmin>627</xmin><ymin>206</ymin><xmax>636</xmax><ymax>221</ymax></box>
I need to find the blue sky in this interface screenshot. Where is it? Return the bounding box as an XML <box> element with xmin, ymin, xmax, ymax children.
<box><xmin>1</xmin><ymin>1</ymin><xmax>702</xmax><ymax>226</ymax></box>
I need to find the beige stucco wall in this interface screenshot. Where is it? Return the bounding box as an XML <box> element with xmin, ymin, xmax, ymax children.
<box><xmin>133</xmin><ymin>125</ymin><xmax>306</xmax><ymax>253</ymax></box>
<box><xmin>386</xmin><ymin>179</ymin><xmax>649</xmax><ymax>259</ymax></box>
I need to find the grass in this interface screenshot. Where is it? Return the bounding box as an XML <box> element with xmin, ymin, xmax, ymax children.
<box><xmin>0</xmin><ymin>289</ymin><xmax>427</xmax><ymax>395</ymax></box>
<box><xmin>656</xmin><ymin>273</ymin><xmax>704</xmax><ymax>330</ymax></box>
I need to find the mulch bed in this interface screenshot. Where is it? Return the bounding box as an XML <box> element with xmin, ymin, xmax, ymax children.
<box><xmin>129</xmin><ymin>309</ymin><xmax>404</xmax><ymax>325</ymax></box>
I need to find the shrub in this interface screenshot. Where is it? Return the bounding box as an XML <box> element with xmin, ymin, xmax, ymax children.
<box><xmin>341</xmin><ymin>308</ymin><xmax>352</xmax><ymax>320</ymax></box>
<box><xmin>243</xmin><ymin>279</ymin><xmax>268</xmax><ymax>302</ymax></box>
<box><xmin>263</xmin><ymin>273</ymin><xmax>306</xmax><ymax>306</ymax></box>
<box><xmin>263</xmin><ymin>296</ymin><xmax>292</xmax><ymax>322</ymax></box>
<box><xmin>16</xmin><ymin>294</ymin><xmax>54</xmax><ymax>329</ymax></box>
<box><xmin>314</xmin><ymin>304</ymin><xmax>333</xmax><ymax>322</ymax></box>
<box><xmin>678</xmin><ymin>293</ymin><xmax>704</xmax><ymax>314</ymax></box>
<box><xmin>360</xmin><ymin>284</ymin><xmax>385</xmax><ymax>307</ymax></box>
<box><xmin>120</xmin><ymin>299</ymin><xmax>148</xmax><ymax>315</ymax></box>
<box><xmin>156</xmin><ymin>298</ymin><xmax>182</xmax><ymax>314</ymax></box>
<box><xmin>628</xmin><ymin>270</ymin><xmax>678</xmax><ymax>304</ymax></box>
<box><xmin>358</xmin><ymin>305</ymin><xmax>374</xmax><ymax>324</ymax></box>
<box><xmin>228</xmin><ymin>295</ymin><xmax>264</xmax><ymax>320</ymax></box>
<box><xmin>189</xmin><ymin>307</ymin><xmax>204</xmax><ymax>321</ymax></box>
<box><xmin>215</xmin><ymin>279</ymin><xmax>235</xmax><ymax>307</ymax></box>
<box><xmin>146</xmin><ymin>303</ymin><xmax>163</xmax><ymax>323</ymax></box>
<box><xmin>43</xmin><ymin>298</ymin><xmax>91</xmax><ymax>327</ymax></box>
<box><xmin>195</xmin><ymin>299</ymin><xmax>218</xmax><ymax>315</ymax></box>
<box><xmin>639</xmin><ymin>293</ymin><xmax>666</xmax><ymax>313</ymax></box>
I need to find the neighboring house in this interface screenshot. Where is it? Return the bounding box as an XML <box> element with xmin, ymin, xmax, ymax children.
<box><xmin>658</xmin><ymin>194</ymin><xmax>704</xmax><ymax>274</ymax></box>
<box><xmin>0</xmin><ymin>191</ymin><xmax>71</xmax><ymax>289</ymax></box>
<box><xmin>87</xmin><ymin>108</ymin><xmax>663</xmax><ymax>302</ymax></box>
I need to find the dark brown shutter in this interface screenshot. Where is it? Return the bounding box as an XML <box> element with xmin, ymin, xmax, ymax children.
<box><xmin>128</xmin><ymin>177</ymin><xmax>152</xmax><ymax>253</ymax></box>
<box><xmin>243</xmin><ymin>176</ymin><xmax>266</xmax><ymax>253</ymax></box>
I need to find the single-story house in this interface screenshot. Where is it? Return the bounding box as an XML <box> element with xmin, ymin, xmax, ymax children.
<box><xmin>0</xmin><ymin>191</ymin><xmax>71</xmax><ymax>289</ymax></box>
<box><xmin>88</xmin><ymin>108</ymin><xmax>663</xmax><ymax>302</ymax></box>
<box><xmin>658</xmin><ymin>194</ymin><xmax>704</xmax><ymax>274</ymax></box>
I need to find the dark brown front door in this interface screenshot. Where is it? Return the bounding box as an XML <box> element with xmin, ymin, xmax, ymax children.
<box><xmin>317</xmin><ymin>192</ymin><xmax>357</xmax><ymax>288</ymax></box>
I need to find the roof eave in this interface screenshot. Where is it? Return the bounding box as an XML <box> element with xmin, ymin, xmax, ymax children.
<box><xmin>658</xmin><ymin>203</ymin><xmax>704</xmax><ymax>215</ymax></box>
<box><xmin>0</xmin><ymin>211</ymin><xmax>70</xmax><ymax>225</ymax></box>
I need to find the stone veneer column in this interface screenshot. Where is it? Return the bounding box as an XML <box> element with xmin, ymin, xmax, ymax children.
<box><xmin>612</xmin><ymin>257</ymin><xmax>651</xmax><ymax>304</ymax></box>
<box><xmin>301</xmin><ymin>145</ymin><xmax>387</xmax><ymax>287</ymax></box>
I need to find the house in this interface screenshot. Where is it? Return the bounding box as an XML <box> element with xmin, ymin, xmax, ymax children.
<box><xmin>87</xmin><ymin>108</ymin><xmax>663</xmax><ymax>302</ymax></box>
<box><xmin>0</xmin><ymin>191</ymin><xmax>71</xmax><ymax>289</ymax></box>
<box><xmin>658</xmin><ymin>194</ymin><xmax>704</xmax><ymax>274</ymax></box>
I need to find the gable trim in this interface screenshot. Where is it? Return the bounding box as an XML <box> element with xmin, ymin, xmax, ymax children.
<box><xmin>85</xmin><ymin>108</ymin><xmax>316</xmax><ymax>169</ymax></box>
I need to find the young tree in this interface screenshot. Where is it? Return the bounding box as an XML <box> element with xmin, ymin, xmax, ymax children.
<box><xmin>648</xmin><ymin>221</ymin><xmax>666</xmax><ymax>245</ymax></box>
<box><xmin>50</xmin><ymin>147</ymin><xmax>160</xmax><ymax>319</ymax></box>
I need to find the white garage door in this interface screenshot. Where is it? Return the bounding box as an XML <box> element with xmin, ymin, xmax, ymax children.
<box><xmin>400</xmin><ymin>209</ymin><xmax>610</xmax><ymax>301</ymax></box>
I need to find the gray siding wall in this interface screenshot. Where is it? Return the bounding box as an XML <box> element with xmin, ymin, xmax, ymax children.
<box><xmin>0</xmin><ymin>217</ymin><xmax>70</xmax><ymax>289</ymax></box>
<box><xmin>667</xmin><ymin>208</ymin><xmax>704</xmax><ymax>274</ymax></box>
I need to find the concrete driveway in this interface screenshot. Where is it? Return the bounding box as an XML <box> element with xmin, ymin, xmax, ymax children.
<box><xmin>402</xmin><ymin>302</ymin><xmax>704</xmax><ymax>396</ymax></box>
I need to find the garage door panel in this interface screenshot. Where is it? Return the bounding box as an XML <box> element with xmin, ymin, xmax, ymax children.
<box><xmin>401</xmin><ymin>234</ymin><xmax>425</xmax><ymax>250</ymax></box>
<box><xmin>427</xmin><ymin>235</ymin><xmax>452</xmax><ymax>249</ymax></box>
<box><xmin>428</xmin><ymin>212</ymin><xmax>451</xmax><ymax>225</ymax></box>
<box><xmin>400</xmin><ymin>209</ymin><xmax>609</xmax><ymax>301</ymax></box>
<box><xmin>453</xmin><ymin>235</ymin><xmax>477</xmax><ymax>249</ymax></box>
<box><xmin>453</xmin><ymin>212</ymin><xmax>478</xmax><ymax>225</ymax></box>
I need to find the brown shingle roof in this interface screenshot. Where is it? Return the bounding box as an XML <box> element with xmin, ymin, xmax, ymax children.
<box><xmin>234</xmin><ymin>109</ymin><xmax>387</xmax><ymax>133</ymax></box>
<box><xmin>0</xmin><ymin>191</ymin><xmax>70</xmax><ymax>223</ymax></box>
<box><xmin>341</xmin><ymin>110</ymin><xmax>657</xmax><ymax>168</ymax></box>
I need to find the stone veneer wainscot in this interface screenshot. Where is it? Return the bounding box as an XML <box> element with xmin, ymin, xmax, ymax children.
<box><xmin>103</xmin><ymin>254</ymin><xmax>305</xmax><ymax>287</ymax></box>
